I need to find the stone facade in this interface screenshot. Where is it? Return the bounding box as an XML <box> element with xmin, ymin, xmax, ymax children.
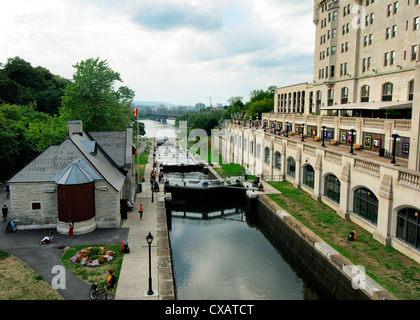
<box><xmin>217</xmin><ymin>122</ymin><xmax>420</xmax><ymax>264</ymax></box>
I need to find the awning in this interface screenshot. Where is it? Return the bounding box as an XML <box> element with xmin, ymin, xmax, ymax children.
<box><xmin>320</xmin><ymin>101</ymin><xmax>412</xmax><ymax>111</ymax></box>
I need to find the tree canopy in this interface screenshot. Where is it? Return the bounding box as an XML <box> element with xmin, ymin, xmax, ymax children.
<box><xmin>0</xmin><ymin>57</ymin><xmax>70</xmax><ymax>115</ymax></box>
<box><xmin>60</xmin><ymin>58</ymin><xmax>135</xmax><ymax>132</ymax></box>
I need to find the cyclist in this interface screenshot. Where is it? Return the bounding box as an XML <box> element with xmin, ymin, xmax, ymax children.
<box><xmin>106</xmin><ymin>269</ymin><xmax>116</xmax><ymax>296</ymax></box>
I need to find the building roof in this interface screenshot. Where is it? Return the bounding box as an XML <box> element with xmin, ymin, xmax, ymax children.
<box><xmin>8</xmin><ymin>128</ymin><xmax>130</xmax><ymax>192</ymax></box>
<box><xmin>50</xmin><ymin>157</ymin><xmax>101</xmax><ymax>185</ymax></box>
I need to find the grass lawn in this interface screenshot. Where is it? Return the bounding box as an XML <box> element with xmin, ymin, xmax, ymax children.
<box><xmin>0</xmin><ymin>251</ymin><xmax>63</xmax><ymax>300</ymax></box>
<box><xmin>135</xmin><ymin>141</ymin><xmax>151</xmax><ymax>181</ymax></box>
<box><xmin>60</xmin><ymin>244</ymin><xmax>125</xmax><ymax>295</ymax></box>
<box><xmin>266</xmin><ymin>181</ymin><xmax>420</xmax><ymax>300</ymax></box>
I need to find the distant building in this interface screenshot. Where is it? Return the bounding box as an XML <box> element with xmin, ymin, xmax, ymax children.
<box><xmin>8</xmin><ymin>121</ymin><xmax>136</xmax><ymax>235</ymax></box>
<box><xmin>195</xmin><ymin>103</ymin><xmax>206</xmax><ymax>112</ymax></box>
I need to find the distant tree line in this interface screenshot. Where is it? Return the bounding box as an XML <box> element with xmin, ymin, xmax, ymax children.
<box><xmin>175</xmin><ymin>85</ymin><xmax>276</xmax><ymax>135</ymax></box>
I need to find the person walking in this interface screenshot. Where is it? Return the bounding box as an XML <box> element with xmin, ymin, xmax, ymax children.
<box><xmin>106</xmin><ymin>269</ymin><xmax>116</xmax><ymax>296</ymax></box>
<box><xmin>2</xmin><ymin>205</ymin><xmax>8</xmax><ymax>222</ymax></box>
<box><xmin>139</xmin><ymin>204</ymin><xmax>144</xmax><ymax>220</ymax></box>
<box><xmin>68</xmin><ymin>219</ymin><xmax>74</xmax><ymax>239</ymax></box>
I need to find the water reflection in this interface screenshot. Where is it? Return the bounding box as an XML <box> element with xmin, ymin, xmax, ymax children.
<box><xmin>170</xmin><ymin>202</ymin><xmax>322</xmax><ymax>300</ymax></box>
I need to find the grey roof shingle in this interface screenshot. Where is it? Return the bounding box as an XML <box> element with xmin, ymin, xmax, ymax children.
<box><xmin>9</xmin><ymin>129</ymin><xmax>130</xmax><ymax>192</ymax></box>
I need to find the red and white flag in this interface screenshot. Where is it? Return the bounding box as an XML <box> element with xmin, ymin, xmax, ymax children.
<box><xmin>133</xmin><ymin>108</ymin><xmax>138</xmax><ymax>116</ymax></box>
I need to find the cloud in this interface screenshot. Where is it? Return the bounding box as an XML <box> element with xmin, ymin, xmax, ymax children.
<box><xmin>0</xmin><ymin>0</ymin><xmax>316</xmax><ymax>106</ymax></box>
<box><xmin>132</xmin><ymin>3</ymin><xmax>223</xmax><ymax>31</ymax></box>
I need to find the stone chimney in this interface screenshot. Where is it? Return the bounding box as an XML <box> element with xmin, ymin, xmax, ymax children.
<box><xmin>67</xmin><ymin>121</ymin><xmax>83</xmax><ymax>136</ymax></box>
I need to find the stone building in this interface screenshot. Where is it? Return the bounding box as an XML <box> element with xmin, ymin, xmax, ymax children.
<box><xmin>8</xmin><ymin>121</ymin><xmax>136</xmax><ymax>235</ymax></box>
<box><xmin>219</xmin><ymin>0</ymin><xmax>420</xmax><ymax>263</ymax></box>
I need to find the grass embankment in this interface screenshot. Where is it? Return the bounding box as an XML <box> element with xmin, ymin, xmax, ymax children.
<box><xmin>266</xmin><ymin>181</ymin><xmax>420</xmax><ymax>300</ymax></box>
<box><xmin>135</xmin><ymin>140</ymin><xmax>151</xmax><ymax>181</ymax></box>
<box><xmin>0</xmin><ymin>251</ymin><xmax>63</xmax><ymax>300</ymax></box>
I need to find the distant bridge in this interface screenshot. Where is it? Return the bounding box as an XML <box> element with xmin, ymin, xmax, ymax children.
<box><xmin>146</xmin><ymin>110</ymin><xmax>187</xmax><ymax>123</ymax></box>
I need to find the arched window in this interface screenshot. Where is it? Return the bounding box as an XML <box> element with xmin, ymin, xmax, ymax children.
<box><xmin>353</xmin><ymin>188</ymin><xmax>378</xmax><ymax>225</ymax></box>
<box><xmin>264</xmin><ymin>147</ymin><xmax>270</xmax><ymax>164</ymax></box>
<box><xmin>396</xmin><ymin>207</ymin><xmax>420</xmax><ymax>250</ymax></box>
<box><xmin>341</xmin><ymin>87</ymin><xmax>348</xmax><ymax>104</ymax></box>
<box><xmin>382</xmin><ymin>82</ymin><xmax>393</xmax><ymax>101</ymax></box>
<box><xmin>408</xmin><ymin>80</ymin><xmax>415</xmax><ymax>101</ymax></box>
<box><xmin>287</xmin><ymin>157</ymin><xmax>296</xmax><ymax>178</ymax></box>
<box><xmin>361</xmin><ymin>85</ymin><xmax>370</xmax><ymax>102</ymax></box>
<box><xmin>303</xmin><ymin>165</ymin><xmax>315</xmax><ymax>189</ymax></box>
<box><xmin>274</xmin><ymin>152</ymin><xmax>281</xmax><ymax>170</ymax></box>
<box><xmin>324</xmin><ymin>174</ymin><xmax>341</xmax><ymax>204</ymax></box>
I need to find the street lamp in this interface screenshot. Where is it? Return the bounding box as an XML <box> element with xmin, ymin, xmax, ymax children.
<box><xmin>285</xmin><ymin>120</ymin><xmax>289</xmax><ymax>137</ymax></box>
<box><xmin>321</xmin><ymin>124</ymin><xmax>327</xmax><ymax>147</ymax></box>
<box><xmin>249</xmin><ymin>115</ymin><xmax>252</xmax><ymax>128</ymax></box>
<box><xmin>301</xmin><ymin>122</ymin><xmax>305</xmax><ymax>142</ymax></box>
<box><xmin>349</xmin><ymin>126</ymin><xmax>356</xmax><ymax>155</ymax></box>
<box><xmin>390</xmin><ymin>130</ymin><xmax>401</xmax><ymax>165</ymax></box>
<box><xmin>244</xmin><ymin>113</ymin><xmax>247</xmax><ymax>127</ymax></box>
<box><xmin>146</xmin><ymin>232</ymin><xmax>154</xmax><ymax>296</ymax></box>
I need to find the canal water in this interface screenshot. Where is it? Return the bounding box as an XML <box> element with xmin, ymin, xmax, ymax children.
<box><xmin>143</xmin><ymin>118</ymin><xmax>325</xmax><ymax>300</ymax></box>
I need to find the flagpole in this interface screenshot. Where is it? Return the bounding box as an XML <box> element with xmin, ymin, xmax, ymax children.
<box><xmin>137</xmin><ymin>108</ymin><xmax>140</xmax><ymax>187</ymax></box>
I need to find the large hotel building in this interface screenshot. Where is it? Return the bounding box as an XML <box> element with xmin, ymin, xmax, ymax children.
<box><xmin>220</xmin><ymin>0</ymin><xmax>420</xmax><ymax>263</ymax></box>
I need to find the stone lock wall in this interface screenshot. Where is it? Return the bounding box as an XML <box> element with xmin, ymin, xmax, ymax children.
<box><xmin>254</xmin><ymin>194</ymin><xmax>397</xmax><ymax>300</ymax></box>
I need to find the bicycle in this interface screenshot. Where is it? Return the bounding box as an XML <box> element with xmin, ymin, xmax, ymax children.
<box><xmin>89</xmin><ymin>283</ymin><xmax>114</xmax><ymax>300</ymax></box>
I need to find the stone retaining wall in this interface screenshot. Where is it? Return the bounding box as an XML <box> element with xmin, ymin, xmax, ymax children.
<box><xmin>255</xmin><ymin>194</ymin><xmax>397</xmax><ymax>300</ymax></box>
<box><xmin>157</xmin><ymin>195</ymin><xmax>176</xmax><ymax>300</ymax></box>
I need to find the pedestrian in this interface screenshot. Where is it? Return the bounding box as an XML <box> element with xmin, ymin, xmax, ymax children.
<box><xmin>68</xmin><ymin>219</ymin><xmax>74</xmax><ymax>239</ymax></box>
<box><xmin>348</xmin><ymin>229</ymin><xmax>357</xmax><ymax>241</ymax></box>
<box><xmin>2</xmin><ymin>205</ymin><xmax>8</xmax><ymax>222</ymax></box>
<box><xmin>106</xmin><ymin>269</ymin><xmax>116</xmax><ymax>296</ymax></box>
<box><xmin>139</xmin><ymin>204</ymin><xmax>143</xmax><ymax>220</ymax></box>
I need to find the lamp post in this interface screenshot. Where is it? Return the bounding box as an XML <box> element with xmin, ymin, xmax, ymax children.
<box><xmin>249</xmin><ymin>115</ymin><xmax>252</xmax><ymax>128</ymax></box>
<box><xmin>321</xmin><ymin>124</ymin><xmax>327</xmax><ymax>147</ymax></box>
<box><xmin>285</xmin><ymin>120</ymin><xmax>289</xmax><ymax>137</ymax></box>
<box><xmin>301</xmin><ymin>122</ymin><xmax>305</xmax><ymax>142</ymax></box>
<box><xmin>244</xmin><ymin>113</ymin><xmax>247</xmax><ymax>127</ymax></box>
<box><xmin>349</xmin><ymin>126</ymin><xmax>356</xmax><ymax>155</ymax></box>
<box><xmin>390</xmin><ymin>130</ymin><xmax>401</xmax><ymax>165</ymax></box>
<box><xmin>146</xmin><ymin>232</ymin><xmax>154</xmax><ymax>296</ymax></box>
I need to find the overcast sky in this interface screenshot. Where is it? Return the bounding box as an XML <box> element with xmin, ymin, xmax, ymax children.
<box><xmin>0</xmin><ymin>0</ymin><xmax>315</xmax><ymax>107</ymax></box>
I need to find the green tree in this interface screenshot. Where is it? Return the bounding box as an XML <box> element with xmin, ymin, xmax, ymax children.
<box><xmin>60</xmin><ymin>58</ymin><xmax>135</xmax><ymax>132</ymax></box>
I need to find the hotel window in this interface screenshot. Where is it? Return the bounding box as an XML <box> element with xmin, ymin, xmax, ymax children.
<box><xmin>361</xmin><ymin>85</ymin><xmax>370</xmax><ymax>102</ymax></box>
<box><xmin>394</xmin><ymin>1</ymin><xmax>398</xmax><ymax>14</ymax></box>
<box><xmin>264</xmin><ymin>147</ymin><xmax>270</xmax><ymax>164</ymax></box>
<box><xmin>341</xmin><ymin>87</ymin><xmax>349</xmax><ymax>104</ymax></box>
<box><xmin>331</xmin><ymin>46</ymin><xmax>336</xmax><ymax>55</ymax></box>
<box><xmin>412</xmin><ymin>45</ymin><xmax>418</xmax><ymax>61</ymax></box>
<box><xmin>396</xmin><ymin>207</ymin><xmax>420</xmax><ymax>250</ymax></box>
<box><xmin>415</xmin><ymin>17</ymin><xmax>419</xmax><ymax>30</ymax></box>
<box><xmin>287</xmin><ymin>157</ymin><xmax>296</xmax><ymax>178</ymax></box>
<box><xmin>332</xmin><ymin>28</ymin><xmax>337</xmax><ymax>38</ymax></box>
<box><xmin>387</xmin><ymin>4</ymin><xmax>392</xmax><ymax>16</ymax></box>
<box><xmin>382</xmin><ymin>82</ymin><xmax>393</xmax><ymax>101</ymax></box>
<box><xmin>303</xmin><ymin>165</ymin><xmax>315</xmax><ymax>190</ymax></box>
<box><xmin>274</xmin><ymin>152</ymin><xmax>281</xmax><ymax>170</ymax></box>
<box><xmin>324</xmin><ymin>174</ymin><xmax>341</xmax><ymax>204</ymax></box>
<box><xmin>386</xmin><ymin>27</ymin><xmax>391</xmax><ymax>39</ymax></box>
<box><xmin>390</xmin><ymin>51</ymin><xmax>396</xmax><ymax>65</ymax></box>
<box><xmin>353</xmin><ymin>188</ymin><xmax>378</xmax><ymax>226</ymax></box>
<box><xmin>384</xmin><ymin>52</ymin><xmax>389</xmax><ymax>66</ymax></box>
<box><xmin>392</xmin><ymin>25</ymin><xmax>397</xmax><ymax>38</ymax></box>
<box><xmin>369</xmin><ymin>34</ymin><xmax>373</xmax><ymax>45</ymax></box>
<box><xmin>409</xmin><ymin>80</ymin><xmax>415</xmax><ymax>101</ymax></box>
<box><xmin>328</xmin><ymin>89</ymin><xmax>334</xmax><ymax>106</ymax></box>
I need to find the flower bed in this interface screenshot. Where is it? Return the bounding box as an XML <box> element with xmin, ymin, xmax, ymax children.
<box><xmin>70</xmin><ymin>246</ymin><xmax>115</xmax><ymax>267</ymax></box>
